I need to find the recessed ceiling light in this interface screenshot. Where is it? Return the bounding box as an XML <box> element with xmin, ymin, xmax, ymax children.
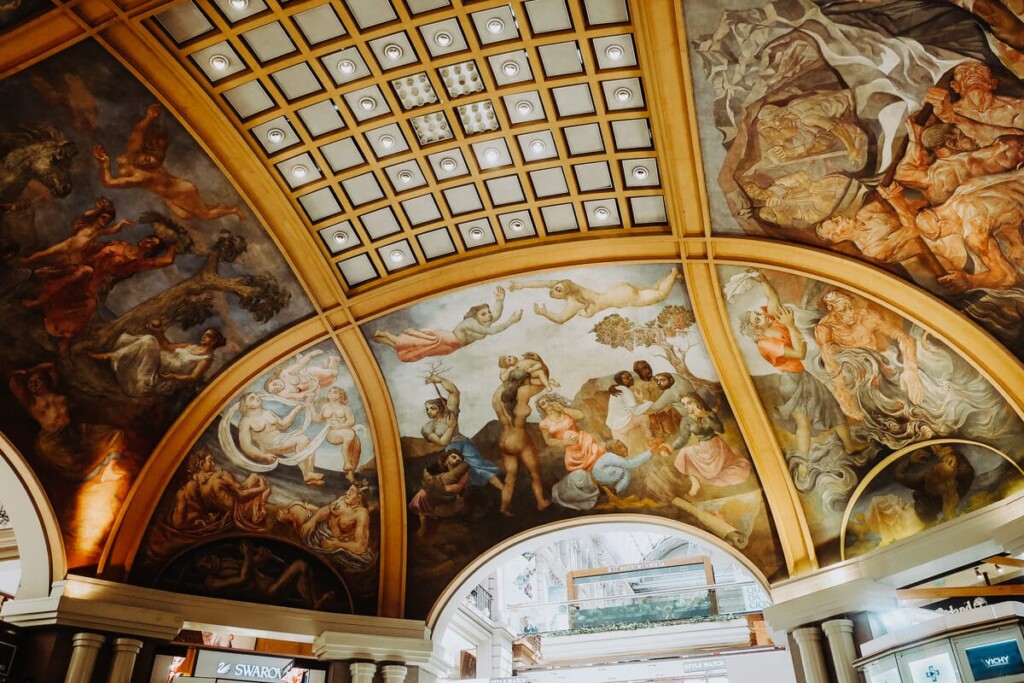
<box><xmin>379</xmin><ymin>135</ymin><xmax>396</xmax><ymax>149</ymax></box>
<box><xmin>632</xmin><ymin>166</ymin><xmax>649</xmax><ymax>180</ymax></box>
<box><xmin>434</xmin><ymin>31</ymin><xmax>453</xmax><ymax>47</ymax></box>
<box><xmin>468</xmin><ymin>227</ymin><xmax>485</xmax><ymax>240</ymax></box>
<box><xmin>508</xmin><ymin>219</ymin><xmax>526</xmax><ymax>232</ymax></box>
<box><xmin>383</xmin><ymin>44</ymin><xmax>404</xmax><ymax>61</ymax></box>
<box><xmin>332</xmin><ymin>230</ymin><xmax>348</xmax><ymax>245</ymax></box>
<box><xmin>605</xmin><ymin>45</ymin><xmax>624</xmax><ymax>61</ymax></box>
<box><xmin>337</xmin><ymin>59</ymin><xmax>356</xmax><ymax>75</ymax></box>
<box><xmin>266</xmin><ymin>128</ymin><xmax>285</xmax><ymax>144</ymax></box>
<box><xmin>397</xmin><ymin>170</ymin><xmax>414</xmax><ymax>184</ymax></box>
<box><xmin>439</xmin><ymin>157</ymin><xmax>458</xmax><ymax>172</ymax></box>
<box><xmin>529</xmin><ymin>140</ymin><xmax>546</xmax><ymax>155</ymax></box>
<box><xmin>229</xmin><ymin>0</ymin><xmax>248</xmax><ymax>9</ymax></box>
<box><xmin>594</xmin><ymin>207</ymin><xmax>610</xmax><ymax>220</ymax></box>
<box><xmin>359</xmin><ymin>97</ymin><xmax>377</xmax><ymax>111</ymax></box>
<box><xmin>615</xmin><ymin>87</ymin><xmax>633</xmax><ymax>102</ymax></box>
<box><xmin>501</xmin><ymin>61</ymin><xmax>520</xmax><ymax>77</ymax></box>
<box><xmin>389</xmin><ymin>249</ymin><xmax>405</xmax><ymax>263</ymax></box>
<box><xmin>209</xmin><ymin>54</ymin><xmax>230</xmax><ymax>71</ymax></box>
<box><xmin>486</xmin><ymin>18</ymin><xmax>505</xmax><ymax>34</ymax></box>
<box><xmin>483</xmin><ymin>147</ymin><xmax>500</xmax><ymax>163</ymax></box>
<box><xmin>291</xmin><ymin>165</ymin><xmax>308</xmax><ymax>179</ymax></box>
<box><xmin>515</xmin><ymin>100</ymin><xmax>534</xmax><ymax>115</ymax></box>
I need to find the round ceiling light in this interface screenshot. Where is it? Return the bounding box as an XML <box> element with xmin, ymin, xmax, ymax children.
<box><xmin>483</xmin><ymin>147</ymin><xmax>500</xmax><ymax>164</ymax></box>
<box><xmin>266</xmin><ymin>128</ymin><xmax>285</xmax><ymax>144</ymax></box>
<box><xmin>229</xmin><ymin>0</ymin><xmax>248</xmax><ymax>8</ymax></box>
<box><xmin>332</xmin><ymin>230</ymin><xmax>348</xmax><ymax>245</ymax></box>
<box><xmin>594</xmin><ymin>206</ymin><xmax>611</xmax><ymax>220</ymax></box>
<box><xmin>434</xmin><ymin>31</ymin><xmax>453</xmax><ymax>47</ymax></box>
<box><xmin>515</xmin><ymin>100</ymin><xmax>534</xmax><ymax>116</ymax></box>
<box><xmin>632</xmin><ymin>166</ymin><xmax>650</xmax><ymax>180</ymax></box>
<box><xmin>358</xmin><ymin>97</ymin><xmax>377</xmax><ymax>111</ymax></box>
<box><xmin>501</xmin><ymin>61</ymin><xmax>520</xmax><ymax>77</ymax></box>
<box><xmin>529</xmin><ymin>139</ymin><xmax>546</xmax><ymax>155</ymax></box>
<box><xmin>486</xmin><ymin>18</ymin><xmax>505</xmax><ymax>34</ymax></box>
<box><xmin>397</xmin><ymin>170</ymin><xmax>414</xmax><ymax>184</ymax></box>
<box><xmin>605</xmin><ymin>45</ymin><xmax>625</xmax><ymax>61</ymax></box>
<box><xmin>614</xmin><ymin>87</ymin><xmax>633</xmax><ymax>102</ymax></box>
<box><xmin>291</xmin><ymin>165</ymin><xmax>308</xmax><ymax>179</ymax></box>
<box><xmin>439</xmin><ymin>157</ymin><xmax>458</xmax><ymax>172</ymax></box>
<box><xmin>337</xmin><ymin>59</ymin><xmax>356</xmax><ymax>75</ymax></box>
<box><xmin>379</xmin><ymin>135</ymin><xmax>396</xmax><ymax>149</ymax></box>
<box><xmin>389</xmin><ymin>249</ymin><xmax>405</xmax><ymax>263</ymax></box>
<box><xmin>383</xmin><ymin>44</ymin><xmax>404</xmax><ymax>61</ymax></box>
<box><xmin>468</xmin><ymin>227</ymin><xmax>485</xmax><ymax>241</ymax></box>
<box><xmin>508</xmin><ymin>219</ymin><xmax>526</xmax><ymax>232</ymax></box>
<box><xmin>208</xmin><ymin>54</ymin><xmax>230</xmax><ymax>71</ymax></box>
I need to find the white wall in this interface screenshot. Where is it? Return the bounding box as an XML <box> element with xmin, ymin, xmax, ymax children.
<box><xmin>726</xmin><ymin>648</ymin><xmax>799</xmax><ymax>683</ymax></box>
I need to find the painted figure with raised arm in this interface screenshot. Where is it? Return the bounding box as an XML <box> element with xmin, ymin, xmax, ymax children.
<box><xmin>422</xmin><ymin>374</ymin><xmax>503</xmax><ymax>491</ymax></box>
<box><xmin>509</xmin><ymin>269</ymin><xmax>680</xmax><ymax>324</ymax></box>
<box><xmin>372</xmin><ymin>286</ymin><xmax>523</xmax><ymax>362</ymax></box>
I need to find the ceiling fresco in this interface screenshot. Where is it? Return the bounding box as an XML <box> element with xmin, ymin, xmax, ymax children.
<box><xmin>2</xmin><ymin>0</ymin><xmax>1024</xmax><ymax>626</ymax></box>
<box><xmin>685</xmin><ymin>0</ymin><xmax>1024</xmax><ymax>360</ymax></box>
<box><xmin>0</xmin><ymin>0</ymin><xmax>50</xmax><ymax>33</ymax></box>
<box><xmin>362</xmin><ymin>263</ymin><xmax>786</xmax><ymax>619</ymax></box>
<box><xmin>131</xmin><ymin>338</ymin><xmax>380</xmax><ymax>614</ymax></box>
<box><xmin>719</xmin><ymin>266</ymin><xmax>1024</xmax><ymax>564</ymax></box>
<box><xmin>0</xmin><ymin>40</ymin><xmax>312</xmax><ymax>568</ymax></box>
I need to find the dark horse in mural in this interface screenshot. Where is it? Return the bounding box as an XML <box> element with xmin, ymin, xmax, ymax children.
<box><xmin>0</xmin><ymin>124</ymin><xmax>77</xmax><ymax>212</ymax></box>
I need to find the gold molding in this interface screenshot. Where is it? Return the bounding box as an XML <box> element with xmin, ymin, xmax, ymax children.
<box><xmin>684</xmin><ymin>261</ymin><xmax>817</xmax><ymax>575</ymax></box>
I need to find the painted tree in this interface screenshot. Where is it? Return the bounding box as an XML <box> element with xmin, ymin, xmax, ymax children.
<box><xmin>591</xmin><ymin>305</ymin><xmax>713</xmax><ymax>386</ymax></box>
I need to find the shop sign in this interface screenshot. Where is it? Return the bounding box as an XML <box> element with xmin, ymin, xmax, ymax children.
<box><xmin>195</xmin><ymin>651</ymin><xmax>294</xmax><ymax>683</ymax></box>
<box><xmin>965</xmin><ymin>640</ymin><xmax>1024</xmax><ymax>681</ymax></box>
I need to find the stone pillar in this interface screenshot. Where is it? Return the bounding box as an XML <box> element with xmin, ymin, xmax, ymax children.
<box><xmin>382</xmin><ymin>664</ymin><xmax>408</xmax><ymax>683</ymax></box>
<box><xmin>350</xmin><ymin>661</ymin><xmax>377</xmax><ymax>683</ymax></box>
<box><xmin>792</xmin><ymin>626</ymin><xmax>829</xmax><ymax>683</ymax></box>
<box><xmin>106</xmin><ymin>637</ymin><xmax>143</xmax><ymax>683</ymax></box>
<box><xmin>823</xmin><ymin>619</ymin><xmax>858</xmax><ymax>683</ymax></box>
<box><xmin>64</xmin><ymin>632</ymin><xmax>106</xmax><ymax>683</ymax></box>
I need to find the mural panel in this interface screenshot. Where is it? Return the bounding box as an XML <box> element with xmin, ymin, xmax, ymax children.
<box><xmin>362</xmin><ymin>264</ymin><xmax>787</xmax><ymax>619</ymax></box>
<box><xmin>719</xmin><ymin>266</ymin><xmax>1024</xmax><ymax>563</ymax></box>
<box><xmin>131</xmin><ymin>340</ymin><xmax>379</xmax><ymax>614</ymax></box>
<box><xmin>0</xmin><ymin>41</ymin><xmax>311</xmax><ymax>567</ymax></box>
<box><xmin>0</xmin><ymin>0</ymin><xmax>51</xmax><ymax>33</ymax></box>
<box><xmin>686</xmin><ymin>1</ymin><xmax>1024</xmax><ymax>358</ymax></box>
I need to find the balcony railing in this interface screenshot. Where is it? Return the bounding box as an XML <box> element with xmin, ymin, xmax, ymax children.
<box><xmin>465</xmin><ymin>585</ymin><xmax>493</xmax><ymax>619</ymax></box>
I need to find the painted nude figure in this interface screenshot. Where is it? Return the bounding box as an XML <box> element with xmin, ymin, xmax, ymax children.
<box><xmin>308</xmin><ymin>387</ymin><xmax>361</xmax><ymax>484</ymax></box>
<box><xmin>237</xmin><ymin>392</ymin><xmax>323</xmax><ymax>487</ymax></box>
<box><xmin>92</xmin><ymin>104</ymin><xmax>244</xmax><ymax>221</ymax></box>
<box><xmin>508</xmin><ymin>269</ymin><xmax>680</xmax><ymax>324</ymax></box>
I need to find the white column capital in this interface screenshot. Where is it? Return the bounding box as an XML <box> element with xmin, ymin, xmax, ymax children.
<box><xmin>71</xmin><ymin>632</ymin><xmax>106</xmax><ymax>650</ymax></box>
<box><xmin>65</xmin><ymin>632</ymin><xmax>106</xmax><ymax>683</ymax></box>
<box><xmin>382</xmin><ymin>664</ymin><xmax>408</xmax><ymax>683</ymax></box>
<box><xmin>793</xmin><ymin>626</ymin><xmax>823</xmax><ymax>644</ymax></box>
<box><xmin>792</xmin><ymin>626</ymin><xmax>830</xmax><ymax>683</ymax></box>
<box><xmin>822</xmin><ymin>618</ymin><xmax>854</xmax><ymax>637</ymax></box>
<box><xmin>350</xmin><ymin>661</ymin><xmax>377</xmax><ymax>683</ymax></box>
<box><xmin>112</xmin><ymin>637</ymin><xmax>143</xmax><ymax>654</ymax></box>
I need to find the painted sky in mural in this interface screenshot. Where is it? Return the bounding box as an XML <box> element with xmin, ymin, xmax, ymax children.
<box><xmin>363</xmin><ymin>264</ymin><xmax>786</xmax><ymax>619</ymax></box>
<box><xmin>131</xmin><ymin>339</ymin><xmax>379</xmax><ymax>615</ymax></box>
<box><xmin>0</xmin><ymin>40</ymin><xmax>311</xmax><ymax>568</ymax></box>
<box><xmin>686</xmin><ymin>0</ymin><xmax>1024</xmax><ymax>359</ymax></box>
<box><xmin>719</xmin><ymin>265</ymin><xmax>1024</xmax><ymax>563</ymax></box>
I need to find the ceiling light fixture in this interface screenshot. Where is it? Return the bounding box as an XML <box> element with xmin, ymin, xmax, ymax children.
<box><xmin>291</xmin><ymin>165</ymin><xmax>308</xmax><ymax>179</ymax></box>
<box><xmin>439</xmin><ymin>157</ymin><xmax>458</xmax><ymax>172</ymax></box>
<box><xmin>208</xmin><ymin>54</ymin><xmax>230</xmax><ymax>71</ymax></box>
<box><xmin>501</xmin><ymin>61</ymin><xmax>520</xmax><ymax>77</ymax></box>
<box><xmin>632</xmin><ymin>166</ymin><xmax>649</xmax><ymax>180</ymax></box>
<box><xmin>383</xmin><ymin>44</ymin><xmax>404</xmax><ymax>61</ymax></box>
<box><xmin>605</xmin><ymin>45</ymin><xmax>624</xmax><ymax>61</ymax></box>
<box><xmin>397</xmin><ymin>170</ymin><xmax>415</xmax><ymax>184</ymax></box>
<box><xmin>379</xmin><ymin>135</ymin><xmax>396</xmax><ymax>149</ymax></box>
<box><xmin>358</xmin><ymin>97</ymin><xmax>377</xmax><ymax>111</ymax></box>
<box><xmin>468</xmin><ymin>227</ymin><xmax>485</xmax><ymax>240</ymax></box>
<box><xmin>483</xmin><ymin>147</ymin><xmax>500</xmax><ymax>164</ymax></box>
<box><xmin>594</xmin><ymin>207</ymin><xmax>610</xmax><ymax>221</ymax></box>
<box><xmin>529</xmin><ymin>140</ymin><xmax>546</xmax><ymax>155</ymax></box>
<box><xmin>389</xmin><ymin>249</ymin><xmax>405</xmax><ymax>263</ymax></box>
<box><xmin>332</xmin><ymin>230</ymin><xmax>348</xmax><ymax>245</ymax></box>
<box><xmin>229</xmin><ymin>0</ymin><xmax>248</xmax><ymax>9</ymax></box>
<box><xmin>337</xmin><ymin>59</ymin><xmax>356</xmax><ymax>75</ymax></box>
<box><xmin>508</xmin><ymin>219</ymin><xmax>525</xmax><ymax>232</ymax></box>
<box><xmin>486</xmin><ymin>18</ymin><xmax>505</xmax><ymax>34</ymax></box>
<box><xmin>615</xmin><ymin>87</ymin><xmax>633</xmax><ymax>102</ymax></box>
<box><xmin>266</xmin><ymin>128</ymin><xmax>285</xmax><ymax>144</ymax></box>
<box><xmin>515</xmin><ymin>100</ymin><xmax>534</xmax><ymax>116</ymax></box>
<box><xmin>434</xmin><ymin>31</ymin><xmax>453</xmax><ymax>47</ymax></box>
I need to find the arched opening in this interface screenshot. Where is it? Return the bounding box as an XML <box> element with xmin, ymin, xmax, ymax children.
<box><xmin>427</xmin><ymin>516</ymin><xmax>795</xmax><ymax>682</ymax></box>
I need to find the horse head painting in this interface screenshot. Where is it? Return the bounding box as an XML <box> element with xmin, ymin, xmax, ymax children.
<box><xmin>0</xmin><ymin>124</ymin><xmax>77</xmax><ymax>210</ymax></box>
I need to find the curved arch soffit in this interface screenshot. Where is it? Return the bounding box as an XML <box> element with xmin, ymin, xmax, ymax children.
<box><xmin>0</xmin><ymin>435</ymin><xmax>65</xmax><ymax>598</ymax></box>
<box><xmin>426</xmin><ymin>513</ymin><xmax>771</xmax><ymax>639</ymax></box>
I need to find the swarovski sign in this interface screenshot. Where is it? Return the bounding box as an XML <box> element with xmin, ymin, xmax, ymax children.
<box><xmin>195</xmin><ymin>650</ymin><xmax>295</xmax><ymax>683</ymax></box>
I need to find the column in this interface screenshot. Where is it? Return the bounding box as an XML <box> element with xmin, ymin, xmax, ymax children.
<box><xmin>64</xmin><ymin>632</ymin><xmax>106</xmax><ymax>683</ymax></box>
<box><xmin>823</xmin><ymin>619</ymin><xmax>858</xmax><ymax>683</ymax></box>
<box><xmin>350</xmin><ymin>661</ymin><xmax>378</xmax><ymax>683</ymax></box>
<box><xmin>382</xmin><ymin>664</ymin><xmax>408</xmax><ymax>683</ymax></box>
<box><xmin>792</xmin><ymin>626</ymin><xmax>829</xmax><ymax>683</ymax></box>
<box><xmin>106</xmin><ymin>637</ymin><xmax>143</xmax><ymax>683</ymax></box>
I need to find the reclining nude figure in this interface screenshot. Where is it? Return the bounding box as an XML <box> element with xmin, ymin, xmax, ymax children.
<box><xmin>509</xmin><ymin>269</ymin><xmax>680</xmax><ymax>324</ymax></box>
